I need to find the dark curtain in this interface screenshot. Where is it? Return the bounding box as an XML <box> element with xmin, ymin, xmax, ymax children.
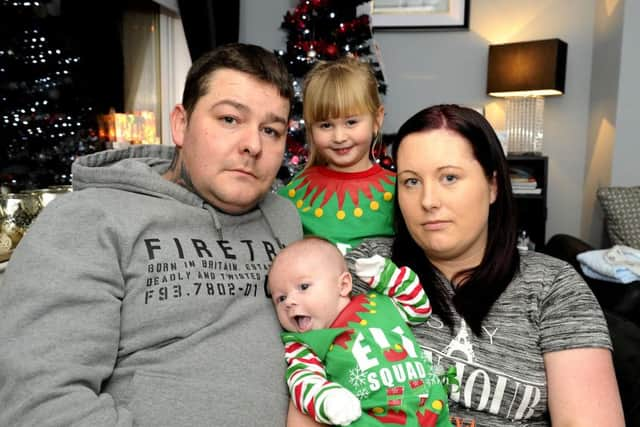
<box><xmin>177</xmin><ymin>0</ymin><xmax>240</xmax><ymax>62</ymax></box>
<box><xmin>60</xmin><ymin>0</ymin><xmax>125</xmax><ymax>114</ymax></box>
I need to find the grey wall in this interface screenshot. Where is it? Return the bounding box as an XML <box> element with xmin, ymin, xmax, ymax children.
<box><xmin>239</xmin><ymin>0</ymin><xmax>293</xmax><ymax>50</ymax></box>
<box><xmin>237</xmin><ymin>0</ymin><xmax>637</xmax><ymax>247</ymax></box>
<box><xmin>583</xmin><ymin>0</ymin><xmax>624</xmax><ymax>244</ymax></box>
<box><xmin>611</xmin><ymin>0</ymin><xmax>640</xmax><ymax>187</ymax></box>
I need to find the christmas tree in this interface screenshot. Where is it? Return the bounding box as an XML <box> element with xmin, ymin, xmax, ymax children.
<box><xmin>0</xmin><ymin>1</ymin><xmax>122</xmax><ymax>192</ymax></box>
<box><xmin>276</xmin><ymin>0</ymin><xmax>389</xmax><ymax>184</ymax></box>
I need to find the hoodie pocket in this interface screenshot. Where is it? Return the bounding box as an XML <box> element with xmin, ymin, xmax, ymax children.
<box><xmin>129</xmin><ymin>371</ymin><xmax>288</xmax><ymax>427</ymax></box>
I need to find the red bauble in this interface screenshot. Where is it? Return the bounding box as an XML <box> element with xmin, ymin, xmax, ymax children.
<box><xmin>325</xmin><ymin>44</ymin><xmax>338</xmax><ymax>57</ymax></box>
<box><xmin>381</xmin><ymin>157</ymin><xmax>394</xmax><ymax>169</ymax></box>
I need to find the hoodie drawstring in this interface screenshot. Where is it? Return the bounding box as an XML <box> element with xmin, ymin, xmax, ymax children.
<box><xmin>258</xmin><ymin>204</ymin><xmax>284</xmax><ymax>249</ymax></box>
<box><xmin>203</xmin><ymin>199</ymin><xmax>286</xmax><ymax>248</ymax></box>
<box><xmin>204</xmin><ymin>203</ymin><xmax>223</xmax><ymax>239</ymax></box>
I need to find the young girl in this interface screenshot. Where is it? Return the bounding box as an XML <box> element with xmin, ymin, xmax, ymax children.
<box><xmin>278</xmin><ymin>56</ymin><xmax>395</xmax><ymax>254</ymax></box>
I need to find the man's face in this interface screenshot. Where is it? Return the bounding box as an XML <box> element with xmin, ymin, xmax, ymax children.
<box><xmin>170</xmin><ymin>69</ymin><xmax>290</xmax><ymax>214</ymax></box>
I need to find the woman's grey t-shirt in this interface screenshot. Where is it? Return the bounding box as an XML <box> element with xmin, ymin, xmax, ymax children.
<box><xmin>347</xmin><ymin>239</ymin><xmax>611</xmax><ymax>427</ymax></box>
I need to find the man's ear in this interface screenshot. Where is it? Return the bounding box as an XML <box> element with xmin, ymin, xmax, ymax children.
<box><xmin>338</xmin><ymin>271</ymin><xmax>353</xmax><ymax>296</ymax></box>
<box><xmin>170</xmin><ymin>104</ymin><xmax>187</xmax><ymax>148</ymax></box>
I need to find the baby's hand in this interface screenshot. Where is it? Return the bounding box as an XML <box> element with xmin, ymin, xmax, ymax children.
<box><xmin>322</xmin><ymin>387</ymin><xmax>362</xmax><ymax>425</ymax></box>
<box><xmin>354</xmin><ymin>254</ymin><xmax>387</xmax><ymax>286</ymax></box>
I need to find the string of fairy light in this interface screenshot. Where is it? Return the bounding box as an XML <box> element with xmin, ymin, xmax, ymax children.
<box><xmin>1</xmin><ymin>0</ymin><xmax>103</xmax><ymax>189</ymax></box>
<box><xmin>1</xmin><ymin>23</ymin><xmax>85</xmax><ymax>143</ymax></box>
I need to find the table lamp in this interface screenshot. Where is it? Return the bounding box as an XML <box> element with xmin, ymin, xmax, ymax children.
<box><xmin>487</xmin><ymin>38</ymin><xmax>567</xmax><ymax>154</ymax></box>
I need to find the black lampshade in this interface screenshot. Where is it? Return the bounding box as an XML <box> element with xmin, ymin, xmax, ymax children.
<box><xmin>487</xmin><ymin>38</ymin><xmax>567</xmax><ymax>97</ymax></box>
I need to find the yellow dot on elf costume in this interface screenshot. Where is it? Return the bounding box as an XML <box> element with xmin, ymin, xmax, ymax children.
<box><xmin>369</xmin><ymin>293</ymin><xmax>377</xmax><ymax>298</ymax></box>
<box><xmin>336</xmin><ymin>210</ymin><xmax>346</xmax><ymax>220</ymax></box>
<box><xmin>372</xmin><ymin>407</ymin><xmax>384</xmax><ymax>414</ymax></box>
<box><xmin>288</xmin><ymin>189</ymin><xmax>296</xmax><ymax>198</ymax></box>
<box><xmin>432</xmin><ymin>400</ymin><xmax>443</xmax><ymax>411</ymax></box>
<box><xmin>383</xmin><ymin>191</ymin><xmax>393</xmax><ymax>201</ymax></box>
<box><xmin>370</xmin><ymin>309</ymin><xmax>377</xmax><ymax>314</ymax></box>
<box><xmin>329</xmin><ymin>344</ymin><xmax>334</xmax><ymax>351</ymax></box>
<box><xmin>314</xmin><ymin>208</ymin><xmax>323</xmax><ymax>218</ymax></box>
<box><xmin>370</xmin><ymin>200</ymin><xmax>380</xmax><ymax>211</ymax></box>
<box><xmin>394</xmin><ymin>343</ymin><xmax>402</xmax><ymax>351</ymax></box>
<box><xmin>360</xmin><ymin>319</ymin><xmax>368</xmax><ymax>326</ymax></box>
<box><xmin>296</xmin><ymin>200</ymin><xmax>304</xmax><ymax>208</ymax></box>
<box><xmin>354</xmin><ymin>207</ymin><xmax>363</xmax><ymax>217</ymax></box>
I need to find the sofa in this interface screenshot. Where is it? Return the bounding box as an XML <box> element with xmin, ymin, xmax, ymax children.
<box><xmin>542</xmin><ymin>185</ymin><xmax>640</xmax><ymax>425</ymax></box>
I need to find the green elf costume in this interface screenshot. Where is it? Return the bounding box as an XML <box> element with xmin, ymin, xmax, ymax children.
<box><xmin>282</xmin><ymin>257</ymin><xmax>451</xmax><ymax>427</ymax></box>
<box><xmin>278</xmin><ymin>164</ymin><xmax>395</xmax><ymax>253</ymax></box>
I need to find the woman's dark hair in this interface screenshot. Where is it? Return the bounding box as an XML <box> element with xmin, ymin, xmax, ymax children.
<box><xmin>391</xmin><ymin>104</ymin><xmax>519</xmax><ymax>335</ymax></box>
<box><xmin>181</xmin><ymin>43</ymin><xmax>294</xmax><ymax>119</ymax></box>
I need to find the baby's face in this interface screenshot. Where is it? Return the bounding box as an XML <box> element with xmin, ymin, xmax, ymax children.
<box><xmin>269</xmin><ymin>257</ymin><xmax>351</xmax><ymax>333</ymax></box>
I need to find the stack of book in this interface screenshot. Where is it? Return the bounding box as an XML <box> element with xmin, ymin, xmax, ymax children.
<box><xmin>510</xmin><ymin>167</ymin><xmax>542</xmax><ymax>195</ymax></box>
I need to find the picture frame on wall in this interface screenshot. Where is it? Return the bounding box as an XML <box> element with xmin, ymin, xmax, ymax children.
<box><xmin>365</xmin><ymin>0</ymin><xmax>470</xmax><ymax>30</ymax></box>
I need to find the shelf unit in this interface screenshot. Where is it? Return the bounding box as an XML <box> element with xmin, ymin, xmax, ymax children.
<box><xmin>507</xmin><ymin>155</ymin><xmax>548</xmax><ymax>250</ymax></box>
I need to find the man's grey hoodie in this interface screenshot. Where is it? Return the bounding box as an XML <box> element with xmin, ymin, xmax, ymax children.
<box><xmin>0</xmin><ymin>145</ymin><xmax>302</xmax><ymax>426</ymax></box>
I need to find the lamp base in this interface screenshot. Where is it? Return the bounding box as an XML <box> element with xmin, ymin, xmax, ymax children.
<box><xmin>505</xmin><ymin>97</ymin><xmax>544</xmax><ymax>154</ymax></box>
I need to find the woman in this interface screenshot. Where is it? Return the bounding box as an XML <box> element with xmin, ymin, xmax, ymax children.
<box><xmin>346</xmin><ymin>104</ymin><xmax>624</xmax><ymax>426</ymax></box>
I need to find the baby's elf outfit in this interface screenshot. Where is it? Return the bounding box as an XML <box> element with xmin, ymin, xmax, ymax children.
<box><xmin>278</xmin><ymin>164</ymin><xmax>395</xmax><ymax>253</ymax></box>
<box><xmin>282</xmin><ymin>258</ymin><xmax>451</xmax><ymax>427</ymax></box>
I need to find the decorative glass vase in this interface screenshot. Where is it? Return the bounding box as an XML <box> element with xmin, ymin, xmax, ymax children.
<box><xmin>505</xmin><ymin>97</ymin><xmax>544</xmax><ymax>154</ymax></box>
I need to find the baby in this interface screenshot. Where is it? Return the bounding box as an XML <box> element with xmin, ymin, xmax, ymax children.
<box><xmin>268</xmin><ymin>237</ymin><xmax>451</xmax><ymax>426</ymax></box>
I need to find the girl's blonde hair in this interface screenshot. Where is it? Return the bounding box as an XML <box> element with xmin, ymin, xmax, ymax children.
<box><xmin>302</xmin><ymin>56</ymin><xmax>383</xmax><ymax>168</ymax></box>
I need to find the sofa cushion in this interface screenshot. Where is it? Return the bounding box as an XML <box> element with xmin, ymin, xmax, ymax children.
<box><xmin>597</xmin><ymin>186</ymin><xmax>640</xmax><ymax>249</ymax></box>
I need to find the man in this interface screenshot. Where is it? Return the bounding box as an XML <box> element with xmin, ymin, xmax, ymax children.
<box><xmin>0</xmin><ymin>43</ymin><xmax>302</xmax><ymax>426</ymax></box>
